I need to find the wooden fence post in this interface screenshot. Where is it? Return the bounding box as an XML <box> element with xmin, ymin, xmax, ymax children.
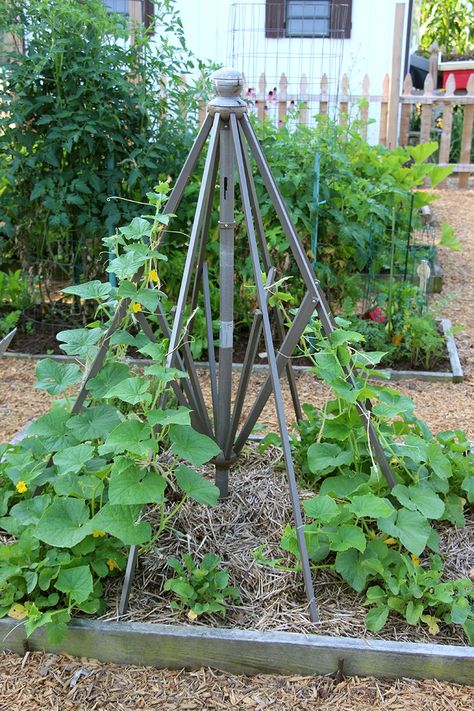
<box><xmin>299</xmin><ymin>73</ymin><xmax>308</xmax><ymax>125</ymax></box>
<box><xmin>458</xmin><ymin>74</ymin><xmax>474</xmax><ymax>188</ymax></box>
<box><xmin>429</xmin><ymin>42</ymin><xmax>439</xmax><ymax>89</ymax></box>
<box><xmin>339</xmin><ymin>73</ymin><xmax>349</xmax><ymax>125</ymax></box>
<box><xmin>359</xmin><ymin>74</ymin><xmax>370</xmax><ymax>139</ymax></box>
<box><xmin>278</xmin><ymin>72</ymin><xmax>288</xmax><ymax>125</ymax></box>
<box><xmin>419</xmin><ymin>73</ymin><xmax>434</xmax><ymax>144</ymax></box>
<box><xmin>387</xmin><ymin>2</ymin><xmax>406</xmax><ymax>148</ymax></box>
<box><xmin>257</xmin><ymin>73</ymin><xmax>266</xmax><ymax>122</ymax></box>
<box><xmin>438</xmin><ymin>73</ymin><xmax>456</xmax><ymax>184</ymax></box>
<box><xmin>320</xmin><ymin>73</ymin><xmax>329</xmax><ymax>116</ymax></box>
<box><xmin>399</xmin><ymin>73</ymin><xmax>413</xmax><ymax>146</ymax></box>
<box><xmin>379</xmin><ymin>74</ymin><xmax>390</xmax><ymax>146</ymax></box>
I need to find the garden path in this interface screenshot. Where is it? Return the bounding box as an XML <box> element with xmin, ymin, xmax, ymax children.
<box><xmin>0</xmin><ymin>189</ymin><xmax>473</xmax><ymax>708</ymax></box>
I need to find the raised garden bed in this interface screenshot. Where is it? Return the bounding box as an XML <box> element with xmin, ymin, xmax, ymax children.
<box><xmin>1</xmin><ymin>451</ymin><xmax>473</xmax><ymax>683</ymax></box>
<box><xmin>1</xmin><ymin>317</ymin><xmax>464</xmax><ymax>383</ymax></box>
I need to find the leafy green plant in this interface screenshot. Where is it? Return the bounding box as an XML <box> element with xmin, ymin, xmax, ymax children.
<box><xmin>0</xmin><ymin>270</ymin><xmax>37</xmax><ymax>309</ymax></box>
<box><xmin>0</xmin><ymin>309</ymin><xmax>20</xmax><ymax>338</ymax></box>
<box><xmin>164</xmin><ymin>553</ymin><xmax>240</xmax><ymax>620</ymax></box>
<box><xmin>259</xmin><ymin>318</ymin><xmax>473</xmax><ymax>640</ymax></box>
<box><xmin>0</xmin><ymin>183</ymin><xmax>223</xmax><ymax>643</ymax></box>
<box><xmin>419</xmin><ymin>0</ymin><xmax>474</xmax><ymax>55</ymax></box>
<box><xmin>0</xmin><ymin>0</ymin><xmax>201</xmax><ymax>284</ymax></box>
<box><xmin>342</xmin><ymin>281</ymin><xmax>446</xmax><ymax>371</ymax></box>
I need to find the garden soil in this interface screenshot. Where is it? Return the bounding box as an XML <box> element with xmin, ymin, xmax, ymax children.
<box><xmin>1</xmin><ymin>189</ymin><xmax>474</xmax><ymax>707</ymax></box>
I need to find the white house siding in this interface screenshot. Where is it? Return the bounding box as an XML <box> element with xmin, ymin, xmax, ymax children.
<box><xmin>174</xmin><ymin>0</ymin><xmax>411</xmax><ymax>143</ymax></box>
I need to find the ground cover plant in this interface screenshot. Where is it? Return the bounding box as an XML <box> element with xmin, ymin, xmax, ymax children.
<box><xmin>260</xmin><ymin>316</ymin><xmax>474</xmax><ymax>641</ymax></box>
<box><xmin>0</xmin><ymin>184</ymin><xmax>233</xmax><ymax>643</ymax></box>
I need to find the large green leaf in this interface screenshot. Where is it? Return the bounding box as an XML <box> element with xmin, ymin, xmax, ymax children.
<box><xmin>170</xmin><ymin>426</ymin><xmax>221</xmax><ymax>466</ymax></box>
<box><xmin>319</xmin><ymin>473</ymin><xmax>369</xmax><ymax>498</ymax></box>
<box><xmin>34</xmin><ymin>498</ymin><xmax>90</xmax><ymax>548</ymax></box>
<box><xmin>56</xmin><ymin>327</ymin><xmax>103</xmax><ymax>358</ymax></box>
<box><xmin>348</xmin><ymin>493</ymin><xmax>395</xmax><ymax>519</ymax></box>
<box><xmin>303</xmin><ymin>495</ymin><xmax>340</xmax><ymax>523</ymax></box>
<box><xmin>35</xmin><ymin>359</ymin><xmax>83</xmax><ymax>395</ymax></box>
<box><xmin>143</xmin><ymin>364</ymin><xmax>187</xmax><ymax>382</ymax></box>
<box><xmin>109</xmin><ymin>458</ymin><xmax>167</xmax><ymax>505</ymax></box>
<box><xmin>392</xmin><ymin>484</ymin><xmax>445</xmax><ymax>520</ymax></box>
<box><xmin>104</xmin><ymin>377</ymin><xmax>152</xmax><ymax>405</ymax></box>
<box><xmin>53</xmin><ymin>443</ymin><xmax>95</xmax><ymax>475</ymax></box>
<box><xmin>407</xmin><ymin>141</ymin><xmax>437</xmax><ymax>163</ymax></box>
<box><xmin>27</xmin><ymin>407</ymin><xmax>76</xmax><ymax>452</ymax></box>
<box><xmin>101</xmin><ymin>419</ymin><xmax>156</xmax><ymax>457</ymax></box>
<box><xmin>307</xmin><ymin>442</ymin><xmax>353</xmax><ymax>476</ymax></box>
<box><xmin>426</xmin><ymin>442</ymin><xmax>452</xmax><ymax>479</ymax></box>
<box><xmin>55</xmin><ymin>565</ymin><xmax>93</xmax><ymax>604</ymax></box>
<box><xmin>86</xmin><ymin>362</ymin><xmax>130</xmax><ymax>399</ymax></box>
<box><xmin>106</xmin><ymin>246</ymin><xmax>150</xmax><ymax>279</ymax></box>
<box><xmin>62</xmin><ymin>280</ymin><xmax>112</xmax><ymax>300</ymax></box>
<box><xmin>174</xmin><ymin>465</ymin><xmax>219</xmax><ymax>506</ymax></box>
<box><xmin>147</xmin><ymin>407</ymin><xmax>191</xmax><ymax>428</ymax></box>
<box><xmin>329</xmin><ymin>524</ymin><xmax>367</xmax><ymax>553</ymax></box>
<box><xmin>66</xmin><ymin>404</ymin><xmax>121</xmax><ymax>441</ymax></box>
<box><xmin>118</xmin><ymin>217</ymin><xmax>152</xmax><ymax>240</ymax></box>
<box><xmin>378</xmin><ymin>509</ymin><xmax>432</xmax><ymax>557</ymax></box>
<box><xmin>89</xmin><ymin>504</ymin><xmax>151</xmax><ymax>545</ymax></box>
<box><xmin>10</xmin><ymin>495</ymin><xmax>51</xmax><ymax>526</ymax></box>
<box><xmin>335</xmin><ymin>549</ymin><xmax>369</xmax><ymax>592</ymax></box>
<box><xmin>365</xmin><ymin>605</ymin><xmax>389</xmax><ymax>632</ymax></box>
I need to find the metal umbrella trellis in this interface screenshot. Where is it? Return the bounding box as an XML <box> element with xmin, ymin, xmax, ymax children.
<box><xmin>65</xmin><ymin>68</ymin><xmax>394</xmax><ymax>624</ymax></box>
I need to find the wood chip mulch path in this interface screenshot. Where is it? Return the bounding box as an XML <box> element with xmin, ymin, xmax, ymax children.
<box><xmin>1</xmin><ymin>651</ymin><xmax>474</xmax><ymax>711</ymax></box>
<box><xmin>1</xmin><ymin>189</ymin><xmax>474</xmax><ymax>707</ymax></box>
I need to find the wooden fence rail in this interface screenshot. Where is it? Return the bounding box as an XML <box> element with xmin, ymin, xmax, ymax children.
<box><xmin>197</xmin><ymin>69</ymin><xmax>474</xmax><ymax>187</ymax></box>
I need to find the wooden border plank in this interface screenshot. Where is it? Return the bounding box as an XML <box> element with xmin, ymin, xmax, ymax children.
<box><xmin>441</xmin><ymin>318</ymin><xmax>464</xmax><ymax>383</ymax></box>
<box><xmin>2</xmin><ymin>319</ymin><xmax>463</xmax><ymax>384</ymax></box>
<box><xmin>1</xmin><ymin>618</ymin><xmax>473</xmax><ymax>683</ymax></box>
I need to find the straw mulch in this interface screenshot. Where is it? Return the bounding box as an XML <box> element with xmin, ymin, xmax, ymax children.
<box><xmin>102</xmin><ymin>447</ymin><xmax>471</xmax><ymax>648</ymax></box>
<box><xmin>1</xmin><ymin>189</ymin><xmax>474</xmax><ymax>706</ymax></box>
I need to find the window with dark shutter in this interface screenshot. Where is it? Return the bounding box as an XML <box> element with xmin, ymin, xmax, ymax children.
<box><xmin>102</xmin><ymin>0</ymin><xmax>129</xmax><ymax>17</ymax></box>
<box><xmin>265</xmin><ymin>0</ymin><xmax>352</xmax><ymax>39</ymax></box>
<box><xmin>143</xmin><ymin>0</ymin><xmax>155</xmax><ymax>30</ymax></box>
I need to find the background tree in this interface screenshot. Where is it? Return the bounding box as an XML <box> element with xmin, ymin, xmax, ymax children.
<box><xmin>0</xmin><ymin>0</ymin><xmax>201</xmax><ymax>284</ymax></box>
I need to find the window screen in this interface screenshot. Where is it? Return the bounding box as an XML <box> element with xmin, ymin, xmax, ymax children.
<box><xmin>102</xmin><ymin>0</ymin><xmax>129</xmax><ymax>16</ymax></box>
<box><xmin>286</xmin><ymin>1</ymin><xmax>331</xmax><ymax>37</ymax></box>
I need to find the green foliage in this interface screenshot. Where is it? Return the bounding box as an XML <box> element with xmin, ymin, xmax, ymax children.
<box><xmin>259</xmin><ymin>321</ymin><xmax>474</xmax><ymax>640</ymax></box>
<box><xmin>0</xmin><ymin>0</ymin><xmax>201</xmax><ymax>283</ymax></box>
<box><xmin>342</xmin><ymin>282</ymin><xmax>446</xmax><ymax>371</ymax></box>
<box><xmin>0</xmin><ymin>185</ymin><xmax>222</xmax><ymax>643</ymax></box>
<box><xmin>164</xmin><ymin>553</ymin><xmax>240</xmax><ymax>619</ymax></box>
<box><xmin>419</xmin><ymin>0</ymin><xmax>474</xmax><ymax>55</ymax></box>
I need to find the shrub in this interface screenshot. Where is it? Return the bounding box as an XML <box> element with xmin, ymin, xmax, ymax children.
<box><xmin>0</xmin><ymin>0</ymin><xmax>200</xmax><ymax>283</ymax></box>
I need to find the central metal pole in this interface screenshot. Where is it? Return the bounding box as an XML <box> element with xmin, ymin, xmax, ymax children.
<box><xmin>215</xmin><ymin>119</ymin><xmax>235</xmax><ymax>498</ymax></box>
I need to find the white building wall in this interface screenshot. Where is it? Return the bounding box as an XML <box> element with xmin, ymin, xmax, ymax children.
<box><xmin>174</xmin><ymin>0</ymin><xmax>410</xmax><ymax>143</ymax></box>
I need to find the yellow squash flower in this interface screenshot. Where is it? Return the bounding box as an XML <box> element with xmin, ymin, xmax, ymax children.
<box><xmin>92</xmin><ymin>530</ymin><xmax>106</xmax><ymax>538</ymax></box>
<box><xmin>148</xmin><ymin>269</ymin><xmax>160</xmax><ymax>286</ymax></box>
<box><xmin>411</xmin><ymin>554</ymin><xmax>421</xmax><ymax>566</ymax></box>
<box><xmin>107</xmin><ymin>558</ymin><xmax>120</xmax><ymax>572</ymax></box>
<box><xmin>16</xmin><ymin>480</ymin><xmax>28</xmax><ymax>494</ymax></box>
<box><xmin>131</xmin><ymin>302</ymin><xmax>142</xmax><ymax>313</ymax></box>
